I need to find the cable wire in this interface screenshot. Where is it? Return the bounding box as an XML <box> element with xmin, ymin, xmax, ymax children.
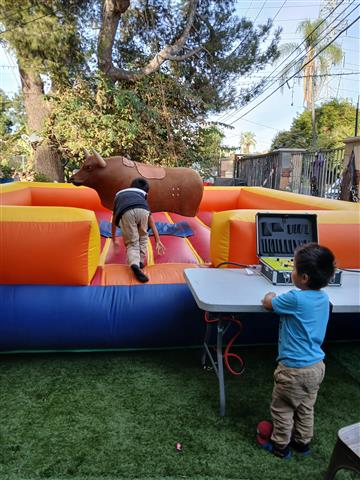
<box><xmin>221</xmin><ymin>3</ymin><xmax>359</xmax><ymax>124</ymax></box>
<box><xmin>228</xmin><ymin>13</ymin><xmax>360</xmax><ymax>124</ymax></box>
<box><xmin>0</xmin><ymin>12</ymin><xmax>53</xmax><ymax>36</ymax></box>
<box><xmin>218</xmin><ymin>0</ymin><xmax>353</xmax><ymax>122</ymax></box>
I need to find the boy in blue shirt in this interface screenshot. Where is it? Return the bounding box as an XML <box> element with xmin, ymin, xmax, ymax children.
<box><xmin>260</xmin><ymin>243</ymin><xmax>335</xmax><ymax>459</ymax></box>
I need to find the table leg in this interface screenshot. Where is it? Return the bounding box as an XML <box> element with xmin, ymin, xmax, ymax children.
<box><xmin>217</xmin><ymin>319</ymin><xmax>226</xmax><ymax>416</ymax></box>
<box><xmin>201</xmin><ymin>322</ymin><xmax>212</xmax><ymax>366</ymax></box>
<box><xmin>201</xmin><ymin>317</ymin><xmax>226</xmax><ymax>415</ymax></box>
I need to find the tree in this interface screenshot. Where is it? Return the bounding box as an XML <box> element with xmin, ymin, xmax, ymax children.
<box><xmin>240</xmin><ymin>131</ymin><xmax>256</xmax><ymax>154</ymax></box>
<box><xmin>0</xmin><ymin>90</ymin><xmax>12</xmax><ymax>138</ymax></box>
<box><xmin>0</xmin><ymin>0</ymin><xmax>91</xmax><ymax>180</ymax></box>
<box><xmin>270</xmin><ymin>99</ymin><xmax>356</xmax><ymax>150</ymax></box>
<box><xmin>0</xmin><ymin>91</ymin><xmax>25</xmax><ymax>158</ymax></box>
<box><xmin>190</xmin><ymin>123</ymin><xmax>224</xmax><ymax>179</ymax></box>
<box><xmin>0</xmin><ymin>0</ymin><xmax>281</xmax><ymax>179</ymax></box>
<box><xmin>277</xmin><ymin>18</ymin><xmax>343</xmax><ymax>149</ymax></box>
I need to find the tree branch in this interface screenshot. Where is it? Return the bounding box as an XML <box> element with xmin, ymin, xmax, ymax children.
<box><xmin>98</xmin><ymin>0</ymin><xmax>199</xmax><ymax>82</ymax></box>
<box><xmin>160</xmin><ymin>47</ymin><xmax>202</xmax><ymax>62</ymax></box>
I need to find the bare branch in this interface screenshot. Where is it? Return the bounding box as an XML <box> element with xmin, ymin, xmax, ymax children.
<box><xmin>98</xmin><ymin>0</ymin><xmax>199</xmax><ymax>82</ymax></box>
<box><xmin>162</xmin><ymin>47</ymin><xmax>202</xmax><ymax>62</ymax></box>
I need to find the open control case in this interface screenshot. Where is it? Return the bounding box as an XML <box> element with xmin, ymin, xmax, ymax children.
<box><xmin>255</xmin><ymin>213</ymin><xmax>342</xmax><ymax>286</ymax></box>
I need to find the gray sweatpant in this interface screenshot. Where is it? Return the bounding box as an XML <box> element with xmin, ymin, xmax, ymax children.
<box><xmin>119</xmin><ymin>208</ymin><xmax>150</xmax><ymax>267</ymax></box>
<box><xmin>270</xmin><ymin>360</ymin><xmax>325</xmax><ymax>448</ymax></box>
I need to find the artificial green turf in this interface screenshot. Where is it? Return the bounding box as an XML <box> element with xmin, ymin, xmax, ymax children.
<box><xmin>0</xmin><ymin>344</ymin><xmax>359</xmax><ymax>480</ymax></box>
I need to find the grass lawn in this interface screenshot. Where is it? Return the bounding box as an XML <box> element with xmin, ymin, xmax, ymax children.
<box><xmin>0</xmin><ymin>343</ymin><xmax>359</xmax><ymax>480</ymax></box>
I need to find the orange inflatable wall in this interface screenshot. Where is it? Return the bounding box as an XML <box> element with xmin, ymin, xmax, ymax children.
<box><xmin>211</xmin><ymin>210</ymin><xmax>360</xmax><ymax>269</ymax></box>
<box><xmin>0</xmin><ymin>206</ymin><xmax>100</xmax><ymax>286</ymax></box>
<box><xmin>0</xmin><ymin>182</ymin><xmax>106</xmax><ymax>211</ymax></box>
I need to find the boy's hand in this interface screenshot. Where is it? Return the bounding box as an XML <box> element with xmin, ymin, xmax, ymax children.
<box><xmin>112</xmin><ymin>239</ymin><xmax>120</xmax><ymax>250</ymax></box>
<box><xmin>156</xmin><ymin>240</ymin><xmax>165</xmax><ymax>255</ymax></box>
<box><xmin>262</xmin><ymin>292</ymin><xmax>276</xmax><ymax>310</ymax></box>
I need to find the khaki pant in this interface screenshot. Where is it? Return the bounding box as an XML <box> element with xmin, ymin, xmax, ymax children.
<box><xmin>119</xmin><ymin>208</ymin><xmax>150</xmax><ymax>267</ymax></box>
<box><xmin>270</xmin><ymin>361</ymin><xmax>325</xmax><ymax>448</ymax></box>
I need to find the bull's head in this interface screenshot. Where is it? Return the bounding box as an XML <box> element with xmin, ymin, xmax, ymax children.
<box><xmin>70</xmin><ymin>148</ymin><xmax>107</xmax><ymax>186</ymax></box>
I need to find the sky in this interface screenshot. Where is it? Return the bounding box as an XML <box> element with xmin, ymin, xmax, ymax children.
<box><xmin>0</xmin><ymin>0</ymin><xmax>359</xmax><ymax>153</ymax></box>
<box><xmin>217</xmin><ymin>0</ymin><xmax>360</xmax><ymax>152</ymax></box>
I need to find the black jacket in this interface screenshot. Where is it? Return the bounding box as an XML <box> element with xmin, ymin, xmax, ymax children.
<box><xmin>113</xmin><ymin>188</ymin><xmax>150</xmax><ymax>225</ymax></box>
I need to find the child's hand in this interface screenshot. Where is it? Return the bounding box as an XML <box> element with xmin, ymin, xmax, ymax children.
<box><xmin>262</xmin><ymin>292</ymin><xmax>276</xmax><ymax>310</ymax></box>
<box><xmin>156</xmin><ymin>240</ymin><xmax>165</xmax><ymax>255</ymax></box>
<box><xmin>112</xmin><ymin>239</ymin><xmax>120</xmax><ymax>250</ymax></box>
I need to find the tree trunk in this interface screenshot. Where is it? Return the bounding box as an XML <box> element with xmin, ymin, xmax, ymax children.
<box><xmin>19</xmin><ymin>67</ymin><xmax>64</xmax><ymax>181</ymax></box>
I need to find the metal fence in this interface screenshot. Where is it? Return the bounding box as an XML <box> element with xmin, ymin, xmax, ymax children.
<box><xmin>234</xmin><ymin>147</ymin><xmax>345</xmax><ymax>200</ymax></box>
<box><xmin>234</xmin><ymin>151</ymin><xmax>282</xmax><ymax>189</ymax></box>
<box><xmin>290</xmin><ymin>148</ymin><xmax>345</xmax><ymax>199</ymax></box>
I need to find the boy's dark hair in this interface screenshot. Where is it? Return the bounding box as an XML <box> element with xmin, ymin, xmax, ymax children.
<box><xmin>130</xmin><ymin>177</ymin><xmax>149</xmax><ymax>193</ymax></box>
<box><xmin>294</xmin><ymin>242</ymin><xmax>335</xmax><ymax>289</ymax></box>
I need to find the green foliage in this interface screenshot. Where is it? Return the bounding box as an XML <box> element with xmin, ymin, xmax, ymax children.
<box><xmin>0</xmin><ymin>0</ymin><xmax>90</xmax><ymax>83</ymax></box>
<box><xmin>0</xmin><ymin>91</ymin><xmax>29</xmax><ymax>161</ymax></box>
<box><xmin>115</xmin><ymin>0</ymin><xmax>281</xmax><ymax>112</ymax></box>
<box><xmin>0</xmin><ymin>162</ymin><xmax>14</xmax><ymax>178</ymax></box>
<box><xmin>0</xmin><ymin>90</ymin><xmax>13</xmax><ymax>137</ymax></box>
<box><xmin>45</xmin><ymin>73</ymin><xmax>211</xmax><ymax>178</ymax></box>
<box><xmin>271</xmin><ymin>99</ymin><xmax>357</xmax><ymax>150</ymax></box>
<box><xmin>240</xmin><ymin>131</ymin><xmax>256</xmax><ymax>153</ymax></box>
<box><xmin>0</xmin><ymin>0</ymin><xmax>282</xmax><ymax>179</ymax></box>
<box><xmin>190</xmin><ymin>124</ymin><xmax>225</xmax><ymax>178</ymax></box>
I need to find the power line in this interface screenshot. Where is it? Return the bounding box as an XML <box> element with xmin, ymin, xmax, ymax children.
<box><xmin>224</xmin><ymin>71</ymin><xmax>360</xmax><ymax>80</ymax></box>
<box><xmin>219</xmin><ymin>0</ymin><xmax>351</xmax><ymax>121</ymax></box>
<box><xmin>229</xmin><ymin>0</ymin><xmax>277</xmax><ymax>57</ymax></box>
<box><xmin>228</xmin><ymin>13</ymin><xmax>360</xmax><ymax>125</ymax></box>
<box><xmin>0</xmin><ymin>5</ymin><xmax>36</xmax><ymax>24</ymax></box>
<box><xmin>0</xmin><ymin>12</ymin><xmax>53</xmax><ymax>36</ymax></box>
<box><xmin>237</xmin><ymin>3</ymin><xmax>324</xmax><ymax>9</ymax></box>
<box><xmin>220</xmin><ymin>0</ymin><xmax>358</xmax><ymax>122</ymax></box>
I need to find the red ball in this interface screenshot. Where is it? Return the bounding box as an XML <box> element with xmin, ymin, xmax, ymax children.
<box><xmin>256</xmin><ymin>420</ymin><xmax>273</xmax><ymax>446</ymax></box>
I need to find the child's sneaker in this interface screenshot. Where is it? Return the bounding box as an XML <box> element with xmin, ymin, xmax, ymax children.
<box><xmin>256</xmin><ymin>421</ymin><xmax>291</xmax><ymax>459</ymax></box>
<box><xmin>290</xmin><ymin>439</ymin><xmax>311</xmax><ymax>456</ymax></box>
<box><xmin>131</xmin><ymin>264</ymin><xmax>149</xmax><ymax>283</ymax></box>
<box><xmin>260</xmin><ymin>441</ymin><xmax>292</xmax><ymax>459</ymax></box>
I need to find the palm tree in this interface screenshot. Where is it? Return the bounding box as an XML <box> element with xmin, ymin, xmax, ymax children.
<box><xmin>240</xmin><ymin>131</ymin><xmax>256</xmax><ymax>154</ymax></box>
<box><xmin>278</xmin><ymin>19</ymin><xmax>343</xmax><ymax>149</ymax></box>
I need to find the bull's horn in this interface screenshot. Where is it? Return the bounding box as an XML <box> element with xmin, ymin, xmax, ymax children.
<box><xmin>92</xmin><ymin>149</ymin><xmax>107</xmax><ymax>168</ymax></box>
<box><xmin>82</xmin><ymin>147</ymin><xmax>91</xmax><ymax>158</ymax></box>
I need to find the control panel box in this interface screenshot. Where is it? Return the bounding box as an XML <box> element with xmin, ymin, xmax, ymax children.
<box><xmin>256</xmin><ymin>213</ymin><xmax>342</xmax><ymax>286</ymax></box>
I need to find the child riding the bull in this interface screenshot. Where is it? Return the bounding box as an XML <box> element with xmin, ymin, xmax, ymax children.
<box><xmin>112</xmin><ymin>177</ymin><xmax>165</xmax><ymax>283</ymax></box>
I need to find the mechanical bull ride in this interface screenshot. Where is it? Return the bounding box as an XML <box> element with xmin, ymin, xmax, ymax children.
<box><xmin>1</xmin><ymin>179</ymin><xmax>360</xmax><ymax>352</ymax></box>
<box><xmin>70</xmin><ymin>149</ymin><xmax>204</xmax><ymax>217</ymax></box>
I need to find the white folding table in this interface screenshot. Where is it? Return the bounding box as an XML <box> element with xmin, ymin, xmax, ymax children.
<box><xmin>184</xmin><ymin>268</ymin><xmax>360</xmax><ymax>416</ymax></box>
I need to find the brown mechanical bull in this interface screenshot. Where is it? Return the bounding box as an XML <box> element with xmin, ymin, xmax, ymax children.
<box><xmin>70</xmin><ymin>149</ymin><xmax>204</xmax><ymax>216</ymax></box>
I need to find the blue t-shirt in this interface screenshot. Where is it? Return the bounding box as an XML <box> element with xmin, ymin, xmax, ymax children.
<box><xmin>272</xmin><ymin>289</ymin><xmax>330</xmax><ymax>368</ymax></box>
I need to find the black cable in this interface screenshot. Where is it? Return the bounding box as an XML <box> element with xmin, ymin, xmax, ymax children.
<box><xmin>228</xmin><ymin>0</ymin><xmax>275</xmax><ymax>58</ymax></box>
<box><xmin>218</xmin><ymin>0</ymin><xmax>350</xmax><ymax>122</ymax></box>
<box><xmin>0</xmin><ymin>12</ymin><xmax>53</xmax><ymax>35</ymax></box>
<box><xmin>215</xmin><ymin>261</ymin><xmax>257</xmax><ymax>269</ymax></box>
<box><xmin>0</xmin><ymin>4</ymin><xmax>36</xmax><ymax>24</ymax></box>
<box><xmin>229</xmin><ymin>12</ymin><xmax>360</xmax><ymax>124</ymax></box>
<box><xmin>221</xmin><ymin>0</ymin><xmax>357</xmax><ymax>124</ymax></box>
<box><xmin>225</xmin><ymin>5</ymin><xmax>358</xmax><ymax>123</ymax></box>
